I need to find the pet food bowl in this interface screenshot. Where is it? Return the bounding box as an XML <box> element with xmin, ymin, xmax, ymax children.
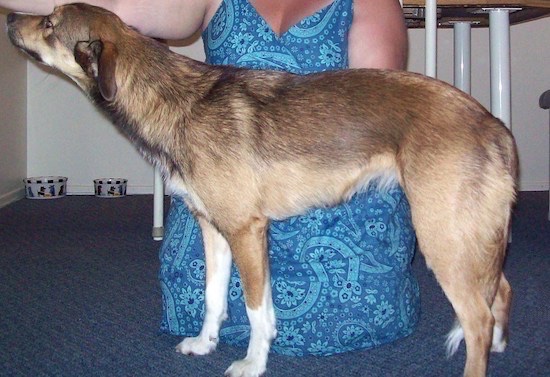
<box><xmin>24</xmin><ymin>176</ymin><xmax>68</xmax><ymax>199</ymax></box>
<box><xmin>94</xmin><ymin>178</ymin><xmax>127</xmax><ymax>198</ymax></box>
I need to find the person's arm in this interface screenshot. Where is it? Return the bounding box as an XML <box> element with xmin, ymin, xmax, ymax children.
<box><xmin>0</xmin><ymin>0</ymin><xmax>100</xmax><ymax>14</ymax></box>
<box><xmin>348</xmin><ymin>0</ymin><xmax>408</xmax><ymax>70</ymax></box>
<box><xmin>0</xmin><ymin>0</ymin><xmax>208</xmax><ymax>40</ymax></box>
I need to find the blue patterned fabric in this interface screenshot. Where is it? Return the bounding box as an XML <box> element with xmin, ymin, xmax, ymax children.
<box><xmin>203</xmin><ymin>0</ymin><xmax>350</xmax><ymax>73</ymax></box>
<box><xmin>159</xmin><ymin>0</ymin><xmax>420</xmax><ymax>356</ymax></box>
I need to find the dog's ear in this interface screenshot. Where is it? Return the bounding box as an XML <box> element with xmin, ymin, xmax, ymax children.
<box><xmin>74</xmin><ymin>40</ymin><xmax>118</xmax><ymax>101</ymax></box>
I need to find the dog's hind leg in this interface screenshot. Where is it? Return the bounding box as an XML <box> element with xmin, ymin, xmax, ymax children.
<box><xmin>444</xmin><ymin>227</ymin><xmax>513</xmax><ymax>359</ymax></box>
<box><xmin>409</xmin><ymin>189</ymin><xmax>511</xmax><ymax>377</ymax></box>
<box><xmin>176</xmin><ymin>217</ymin><xmax>233</xmax><ymax>356</ymax></box>
<box><xmin>223</xmin><ymin>215</ymin><xmax>277</xmax><ymax>377</ymax></box>
<box><xmin>447</xmin><ymin>287</ymin><xmax>495</xmax><ymax>377</ymax></box>
<box><xmin>420</xmin><ymin>234</ymin><xmax>499</xmax><ymax>377</ymax></box>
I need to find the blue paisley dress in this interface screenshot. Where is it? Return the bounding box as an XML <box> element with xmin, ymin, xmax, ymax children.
<box><xmin>159</xmin><ymin>0</ymin><xmax>420</xmax><ymax>356</ymax></box>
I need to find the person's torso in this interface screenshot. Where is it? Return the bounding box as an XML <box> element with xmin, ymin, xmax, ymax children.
<box><xmin>202</xmin><ymin>0</ymin><xmax>353</xmax><ymax>74</ymax></box>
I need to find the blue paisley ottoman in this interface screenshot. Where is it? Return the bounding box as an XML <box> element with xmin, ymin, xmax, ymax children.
<box><xmin>159</xmin><ymin>185</ymin><xmax>420</xmax><ymax>356</ymax></box>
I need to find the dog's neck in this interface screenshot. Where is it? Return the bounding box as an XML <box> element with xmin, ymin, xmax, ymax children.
<box><xmin>89</xmin><ymin>35</ymin><xmax>222</xmax><ymax>183</ymax></box>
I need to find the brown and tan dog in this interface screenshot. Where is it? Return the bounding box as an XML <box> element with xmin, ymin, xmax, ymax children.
<box><xmin>7</xmin><ymin>4</ymin><xmax>517</xmax><ymax>376</ymax></box>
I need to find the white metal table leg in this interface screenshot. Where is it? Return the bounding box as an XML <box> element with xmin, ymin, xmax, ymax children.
<box><xmin>453</xmin><ymin>22</ymin><xmax>472</xmax><ymax>94</ymax></box>
<box><xmin>488</xmin><ymin>8</ymin><xmax>514</xmax><ymax>130</ymax></box>
<box><xmin>153</xmin><ymin>167</ymin><xmax>164</xmax><ymax>241</ymax></box>
<box><xmin>425</xmin><ymin>0</ymin><xmax>438</xmax><ymax>78</ymax></box>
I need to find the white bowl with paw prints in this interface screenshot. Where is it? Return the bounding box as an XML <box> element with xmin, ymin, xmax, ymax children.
<box><xmin>24</xmin><ymin>176</ymin><xmax>68</xmax><ymax>199</ymax></box>
<box><xmin>94</xmin><ymin>178</ymin><xmax>127</xmax><ymax>198</ymax></box>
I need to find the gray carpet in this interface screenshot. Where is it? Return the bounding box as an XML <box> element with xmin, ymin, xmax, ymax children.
<box><xmin>0</xmin><ymin>192</ymin><xmax>548</xmax><ymax>376</ymax></box>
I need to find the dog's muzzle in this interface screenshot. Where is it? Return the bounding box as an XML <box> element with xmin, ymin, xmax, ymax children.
<box><xmin>6</xmin><ymin>13</ymin><xmax>23</xmax><ymax>46</ymax></box>
<box><xmin>6</xmin><ymin>13</ymin><xmax>44</xmax><ymax>64</ymax></box>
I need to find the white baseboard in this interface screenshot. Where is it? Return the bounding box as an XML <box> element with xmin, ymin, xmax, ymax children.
<box><xmin>519</xmin><ymin>181</ymin><xmax>549</xmax><ymax>192</ymax></box>
<box><xmin>0</xmin><ymin>188</ymin><xmax>26</xmax><ymax>208</ymax></box>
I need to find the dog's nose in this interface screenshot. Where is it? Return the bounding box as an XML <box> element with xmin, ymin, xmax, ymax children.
<box><xmin>7</xmin><ymin>13</ymin><xmax>18</xmax><ymax>24</ymax></box>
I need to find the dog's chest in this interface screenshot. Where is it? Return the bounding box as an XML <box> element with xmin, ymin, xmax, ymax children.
<box><xmin>165</xmin><ymin>173</ymin><xmax>209</xmax><ymax>218</ymax></box>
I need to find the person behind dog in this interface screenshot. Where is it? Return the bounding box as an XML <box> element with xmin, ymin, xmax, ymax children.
<box><xmin>2</xmin><ymin>0</ymin><xmax>420</xmax><ymax>355</ymax></box>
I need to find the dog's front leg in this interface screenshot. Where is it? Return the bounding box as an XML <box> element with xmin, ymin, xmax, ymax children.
<box><xmin>224</xmin><ymin>216</ymin><xmax>277</xmax><ymax>377</ymax></box>
<box><xmin>175</xmin><ymin>217</ymin><xmax>232</xmax><ymax>355</ymax></box>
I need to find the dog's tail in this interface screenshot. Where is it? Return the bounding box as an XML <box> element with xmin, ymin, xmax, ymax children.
<box><xmin>445</xmin><ymin>321</ymin><xmax>465</xmax><ymax>358</ymax></box>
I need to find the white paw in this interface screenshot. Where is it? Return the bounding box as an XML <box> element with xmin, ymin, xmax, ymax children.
<box><xmin>224</xmin><ymin>358</ymin><xmax>266</xmax><ymax>377</ymax></box>
<box><xmin>491</xmin><ymin>326</ymin><xmax>507</xmax><ymax>353</ymax></box>
<box><xmin>491</xmin><ymin>340</ymin><xmax>507</xmax><ymax>353</ymax></box>
<box><xmin>175</xmin><ymin>336</ymin><xmax>218</xmax><ymax>356</ymax></box>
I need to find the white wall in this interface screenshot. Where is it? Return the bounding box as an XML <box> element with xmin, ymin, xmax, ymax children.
<box><xmin>509</xmin><ymin>19</ymin><xmax>550</xmax><ymax>190</ymax></box>
<box><xmin>0</xmin><ymin>13</ymin><xmax>27</xmax><ymax>207</ymax></box>
<box><xmin>19</xmin><ymin>17</ymin><xmax>550</xmax><ymax>194</ymax></box>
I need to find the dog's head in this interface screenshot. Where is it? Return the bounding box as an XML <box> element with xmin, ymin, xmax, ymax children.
<box><xmin>7</xmin><ymin>3</ymin><xmax>127</xmax><ymax>101</ymax></box>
